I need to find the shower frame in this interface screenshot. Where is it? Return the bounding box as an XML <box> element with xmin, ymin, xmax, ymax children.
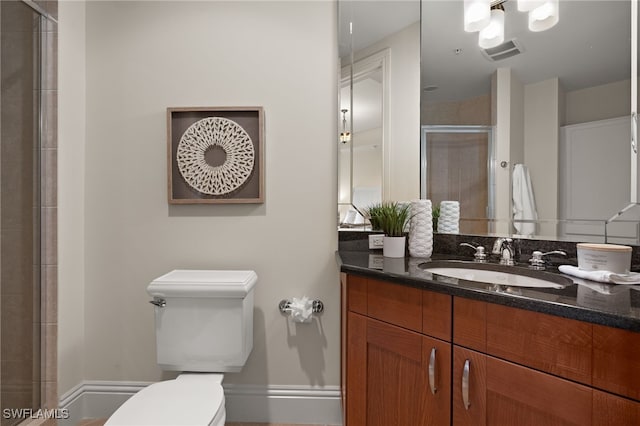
<box><xmin>420</xmin><ymin>124</ymin><xmax>496</xmax><ymax>231</ymax></box>
<box><xmin>0</xmin><ymin>1</ymin><xmax>58</xmax><ymax>423</ymax></box>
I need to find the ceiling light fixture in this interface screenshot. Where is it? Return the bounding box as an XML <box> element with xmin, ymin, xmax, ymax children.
<box><xmin>340</xmin><ymin>109</ymin><xmax>351</xmax><ymax>144</ymax></box>
<box><xmin>465</xmin><ymin>0</ymin><xmax>558</xmax><ymax>49</ymax></box>
<box><xmin>478</xmin><ymin>4</ymin><xmax>505</xmax><ymax>49</ymax></box>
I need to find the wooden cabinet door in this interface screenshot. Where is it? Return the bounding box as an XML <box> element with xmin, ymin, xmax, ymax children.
<box><xmin>453</xmin><ymin>346</ymin><xmax>593</xmax><ymax>426</ymax></box>
<box><xmin>422</xmin><ymin>334</ymin><xmax>452</xmax><ymax>426</ymax></box>
<box><xmin>593</xmin><ymin>324</ymin><xmax>640</xmax><ymax>401</ymax></box>
<box><xmin>346</xmin><ymin>312</ymin><xmax>450</xmax><ymax>426</ymax></box>
<box><xmin>453</xmin><ymin>346</ymin><xmax>486</xmax><ymax>426</ymax></box>
<box><xmin>593</xmin><ymin>389</ymin><xmax>640</xmax><ymax>425</ymax></box>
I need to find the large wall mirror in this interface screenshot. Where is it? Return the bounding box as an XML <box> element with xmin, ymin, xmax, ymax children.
<box><xmin>338</xmin><ymin>0</ymin><xmax>421</xmax><ymax>227</ymax></box>
<box><xmin>339</xmin><ymin>0</ymin><xmax>640</xmax><ymax>245</ymax></box>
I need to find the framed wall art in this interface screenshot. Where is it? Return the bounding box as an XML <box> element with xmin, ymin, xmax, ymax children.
<box><xmin>167</xmin><ymin>106</ymin><xmax>264</xmax><ymax>204</ymax></box>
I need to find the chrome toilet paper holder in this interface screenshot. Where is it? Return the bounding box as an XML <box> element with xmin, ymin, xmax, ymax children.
<box><xmin>278</xmin><ymin>299</ymin><xmax>324</xmax><ymax>315</ymax></box>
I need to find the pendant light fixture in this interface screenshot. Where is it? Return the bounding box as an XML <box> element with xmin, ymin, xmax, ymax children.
<box><xmin>528</xmin><ymin>0</ymin><xmax>559</xmax><ymax>32</ymax></box>
<box><xmin>478</xmin><ymin>3</ymin><xmax>505</xmax><ymax>49</ymax></box>
<box><xmin>340</xmin><ymin>109</ymin><xmax>351</xmax><ymax>144</ymax></box>
<box><xmin>465</xmin><ymin>0</ymin><xmax>559</xmax><ymax>50</ymax></box>
<box><xmin>464</xmin><ymin>0</ymin><xmax>491</xmax><ymax>32</ymax></box>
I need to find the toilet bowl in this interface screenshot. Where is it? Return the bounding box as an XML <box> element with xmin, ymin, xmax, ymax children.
<box><xmin>105</xmin><ymin>270</ymin><xmax>257</xmax><ymax>426</ymax></box>
<box><xmin>106</xmin><ymin>374</ymin><xmax>225</xmax><ymax>426</ymax></box>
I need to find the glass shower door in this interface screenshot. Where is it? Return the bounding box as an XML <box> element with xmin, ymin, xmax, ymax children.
<box><xmin>421</xmin><ymin>125</ymin><xmax>494</xmax><ymax>235</ymax></box>
<box><xmin>0</xmin><ymin>1</ymin><xmax>42</xmax><ymax>423</ymax></box>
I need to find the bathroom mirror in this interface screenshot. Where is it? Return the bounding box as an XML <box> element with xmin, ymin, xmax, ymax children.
<box><xmin>337</xmin><ymin>0</ymin><xmax>640</xmax><ymax>244</ymax></box>
<box><xmin>338</xmin><ymin>0</ymin><xmax>421</xmax><ymax>228</ymax></box>
<box><xmin>421</xmin><ymin>0</ymin><xmax>636</xmax><ymax>242</ymax></box>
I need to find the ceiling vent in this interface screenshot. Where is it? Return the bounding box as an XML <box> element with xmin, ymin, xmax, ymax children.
<box><xmin>481</xmin><ymin>39</ymin><xmax>523</xmax><ymax>61</ymax></box>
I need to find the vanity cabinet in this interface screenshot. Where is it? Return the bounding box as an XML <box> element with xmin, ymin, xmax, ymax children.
<box><xmin>341</xmin><ymin>273</ymin><xmax>452</xmax><ymax>426</ymax></box>
<box><xmin>341</xmin><ymin>273</ymin><xmax>640</xmax><ymax>425</ymax></box>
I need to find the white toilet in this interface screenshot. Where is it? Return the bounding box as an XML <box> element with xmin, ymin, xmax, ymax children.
<box><xmin>106</xmin><ymin>269</ymin><xmax>257</xmax><ymax>426</ymax></box>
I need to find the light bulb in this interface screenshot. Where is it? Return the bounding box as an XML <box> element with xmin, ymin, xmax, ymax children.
<box><xmin>479</xmin><ymin>8</ymin><xmax>505</xmax><ymax>49</ymax></box>
<box><xmin>464</xmin><ymin>0</ymin><xmax>491</xmax><ymax>32</ymax></box>
<box><xmin>528</xmin><ymin>0</ymin><xmax>559</xmax><ymax>32</ymax></box>
<box><xmin>531</xmin><ymin>2</ymin><xmax>553</xmax><ymax>21</ymax></box>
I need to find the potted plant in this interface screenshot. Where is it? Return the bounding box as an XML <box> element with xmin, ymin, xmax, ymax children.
<box><xmin>366</xmin><ymin>201</ymin><xmax>412</xmax><ymax>257</ymax></box>
<box><xmin>432</xmin><ymin>204</ymin><xmax>440</xmax><ymax>232</ymax></box>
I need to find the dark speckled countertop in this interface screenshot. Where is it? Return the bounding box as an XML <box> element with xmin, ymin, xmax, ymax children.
<box><xmin>337</xmin><ymin>249</ymin><xmax>640</xmax><ymax>333</ymax></box>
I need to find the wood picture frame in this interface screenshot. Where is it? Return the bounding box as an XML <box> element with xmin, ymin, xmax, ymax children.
<box><xmin>167</xmin><ymin>106</ymin><xmax>264</xmax><ymax>204</ymax></box>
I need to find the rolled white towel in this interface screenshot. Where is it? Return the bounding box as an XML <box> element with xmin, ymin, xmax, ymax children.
<box><xmin>559</xmin><ymin>265</ymin><xmax>640</xmax><ymax>285</ymax></box>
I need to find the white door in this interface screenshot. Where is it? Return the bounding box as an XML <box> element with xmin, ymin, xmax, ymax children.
<box><xmin>559</xmin><ymin>116</ymin><xmax>631</xmax><ymax>241</ymax></box>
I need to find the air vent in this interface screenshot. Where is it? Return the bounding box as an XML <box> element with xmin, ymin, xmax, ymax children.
<box><xmin>481</xmin><ymin>39</ymin><xmax>523</xmax><ymax>62</ymax></box>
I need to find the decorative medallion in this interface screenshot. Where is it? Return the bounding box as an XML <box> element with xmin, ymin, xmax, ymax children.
<box><xmin>176</xmin><ymin>117</ymin><xmax>255</xmax><ymax>195</ymax></box>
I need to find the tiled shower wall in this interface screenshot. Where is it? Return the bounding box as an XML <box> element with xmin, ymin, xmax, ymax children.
<box><xmin>0</xmin><ymin>0</ymin><xmax>57</xmax><ymax>424</ymax></box>
<box><xmin>39</xmin><ymin>0</ymin><xmax>58</xmax><ymax>413</ymax></box>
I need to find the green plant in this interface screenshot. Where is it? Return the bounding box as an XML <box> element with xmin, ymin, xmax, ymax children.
<box><xmin>432</xmin><ymin>204</ymin><xmax>440</xmax><ymax>230</ymax></box>
<box><xmin>366</xmin><ymin>201</ymin><xmax>411</xmax><ymax>237</ymax></box>
<box><xmin>364</xmin><ymin>203</ymin><xmax>384</xmax><ymax>231</ymax></box>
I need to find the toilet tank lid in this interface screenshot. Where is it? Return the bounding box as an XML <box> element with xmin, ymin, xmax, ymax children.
<box><xmin>147</xmin><ymin>269</ymin><xmax>257</xmax><ymax>298</ymax></box>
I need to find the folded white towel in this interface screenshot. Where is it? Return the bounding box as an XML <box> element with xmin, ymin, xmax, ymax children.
<box><xmin>559</xmin><ymin>265</ymin><xmax>640</xmax><ymax>285</ymax></box>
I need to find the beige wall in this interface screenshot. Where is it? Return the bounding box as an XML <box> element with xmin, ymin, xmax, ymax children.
<box><xmin>524</xmin><ymin>78</ymin><xmax>562</xmax><ymax>233</ymax></box>
<box><xmin>565</xmin><ymin>79</ymin><xmax>630</xmax><ymax>125</ymax></box>
<box><xmin>59</xmin><ymin>0</ymin><xmax>338</xmax><ymax>396</ymax></box>
<box><xmin>352</xmin><ymin>127</ymin><xmax>383</xmax><ymax>191</ymax></box>
<box><xmin>58</xmin><ymin>0</ymin><xmax>87</xmax><ymax>396</ymax></box>
<box><xmin>422</xmin><ymin>94</ymin><xmax>491</xmax><ymax>125</ymax></box>
<box><xmin>354</xmin><ymin>22</ymin><xmax>420</xmax><ymax>202</ymax></box>
<box><xmin>492</xmin><ymin>68</ymin><xmax>518</xmax><ymax>228</ymax></box>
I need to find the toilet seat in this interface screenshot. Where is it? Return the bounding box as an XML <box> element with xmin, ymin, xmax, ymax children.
<box><xmin>105</xmin><ymin>374</ymin><xmax>225</xmax><ymax>426</ymax></box>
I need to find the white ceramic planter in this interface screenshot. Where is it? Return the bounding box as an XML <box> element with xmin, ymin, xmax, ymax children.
<box><xmin>383</xmin><ymin>236</ymin><xmax>406</xmax><ymax>258</ymax></box>
<box><xmin>408</xmin><ymin>199</ymin><xmax>433</xmax><ymax>258</ymax></box>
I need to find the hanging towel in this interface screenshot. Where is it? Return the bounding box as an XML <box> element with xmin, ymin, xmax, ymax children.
<box><xmin>512</xmin><ymin>164</ymin><xmax>538</xmax><ymax>236</ymax></box>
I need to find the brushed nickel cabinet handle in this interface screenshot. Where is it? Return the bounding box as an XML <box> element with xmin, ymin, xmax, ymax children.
<box><xmin>428</xmin><ymin>347</ymin><xmax>437</xmax><ymax>395</ymax></box>
<box><xmin>462</xmin><ymin>359</ymin><xmax>471</xmax><ymax>410</ymax></box>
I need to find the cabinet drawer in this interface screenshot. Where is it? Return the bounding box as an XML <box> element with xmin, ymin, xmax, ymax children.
<box><xmin>453</xmin><ymin>297</ymin><xmax>487</xmax><ymax>352</ymax></box>
<box><xmin>593</xmin><ymin>324</ymin><xmax>640</xmax><ymax>401</ymax></box>
<box><xmin>454</xmin><ymin>297</ymin><xmax>593</xmax><ymax>384</ymax></box>
<box><xmin>368</xmin><ymin>278</ymin><xmax>422</xmax><ymax>332</ymax></box>
<box><xmin>347</xmin><ymin>274</ymin><xmax>367</xmax><ymax>315</ymax></box>
<box><xmin>423</xmin><ymin>290</ymin><xmax>452</xmax><ymax>341</ymax></box>
<box><xmin>486</xmin><ymin>303</ymin><xmax>592</xmax><ymax>385</ymax></box>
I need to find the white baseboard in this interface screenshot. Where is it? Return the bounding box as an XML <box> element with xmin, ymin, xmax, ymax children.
<box><xmin>59</xmin><ymin>381</ymin><xmax>343</xmax><ymax>425</ymax></box>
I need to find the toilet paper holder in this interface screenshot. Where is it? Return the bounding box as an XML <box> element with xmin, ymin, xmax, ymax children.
<box><xmin>279</xmin><ymin>298</ymin><xmax>324</xmax><ymax>315</ymax></box>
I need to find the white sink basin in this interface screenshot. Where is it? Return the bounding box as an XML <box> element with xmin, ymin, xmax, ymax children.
<box><xmin>420</xmin><ymin>263</ymin><xmax>573</xmax><ymax>289</ymax></box>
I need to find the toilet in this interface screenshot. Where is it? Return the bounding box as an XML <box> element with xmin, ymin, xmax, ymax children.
<box><xmin>106</xmin><ymin>269</ymin><xmax>257</xmax><ymax>426</ymax></box>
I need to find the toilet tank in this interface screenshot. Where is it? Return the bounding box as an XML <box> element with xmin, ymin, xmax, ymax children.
<box><xmin>147</xmin><ymin>270</ymin><xmax>257</xmax><ymax>373</ymax></box>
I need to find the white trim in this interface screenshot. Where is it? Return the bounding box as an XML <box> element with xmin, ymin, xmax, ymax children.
<box><xmin>58</xmin><ymin>381</ymin><xmax>343</xmax><ymax>425</ymax></box>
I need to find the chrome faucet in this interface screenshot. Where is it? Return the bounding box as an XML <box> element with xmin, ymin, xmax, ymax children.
<box><xmin>529</xmin><ymin>250</ymin><xmax>567</xmax><ymax>270</ymax></box>
<box><xmin>459</xmin><ymin>243</ymin><xmax>487</xmax><ymax>263</ymax></box>
<box><xmin>492</xmin><ymin>238</ymin><xmax>516</xmax><ymax>266</ymax></box>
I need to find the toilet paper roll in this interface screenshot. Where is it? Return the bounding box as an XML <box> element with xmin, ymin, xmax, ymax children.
<box><xmin>408</xmin><ymin>199</ymin><xmax>433</xmax><ymax>258</ymax></box>
<box><xmin>288</xmin><ymin>296</ymin><xmax>314</xmax><ymax>323</ymax></box>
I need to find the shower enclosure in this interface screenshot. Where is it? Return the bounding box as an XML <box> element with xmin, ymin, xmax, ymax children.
<box><xmin>0</xmin><ymin>1</ymin><xmax>57</xmax><ymax>424</ymax></box>
<box><xmin>420</xmin><ymin>125</ymin><xmax>495</xmax><ymax>235</ymax></box>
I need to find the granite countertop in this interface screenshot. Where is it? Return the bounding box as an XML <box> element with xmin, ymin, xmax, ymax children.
<box><xmin>337</xmin><ymin>250</ymin><xmax>640</xmax><ymax>333</ymax></box>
